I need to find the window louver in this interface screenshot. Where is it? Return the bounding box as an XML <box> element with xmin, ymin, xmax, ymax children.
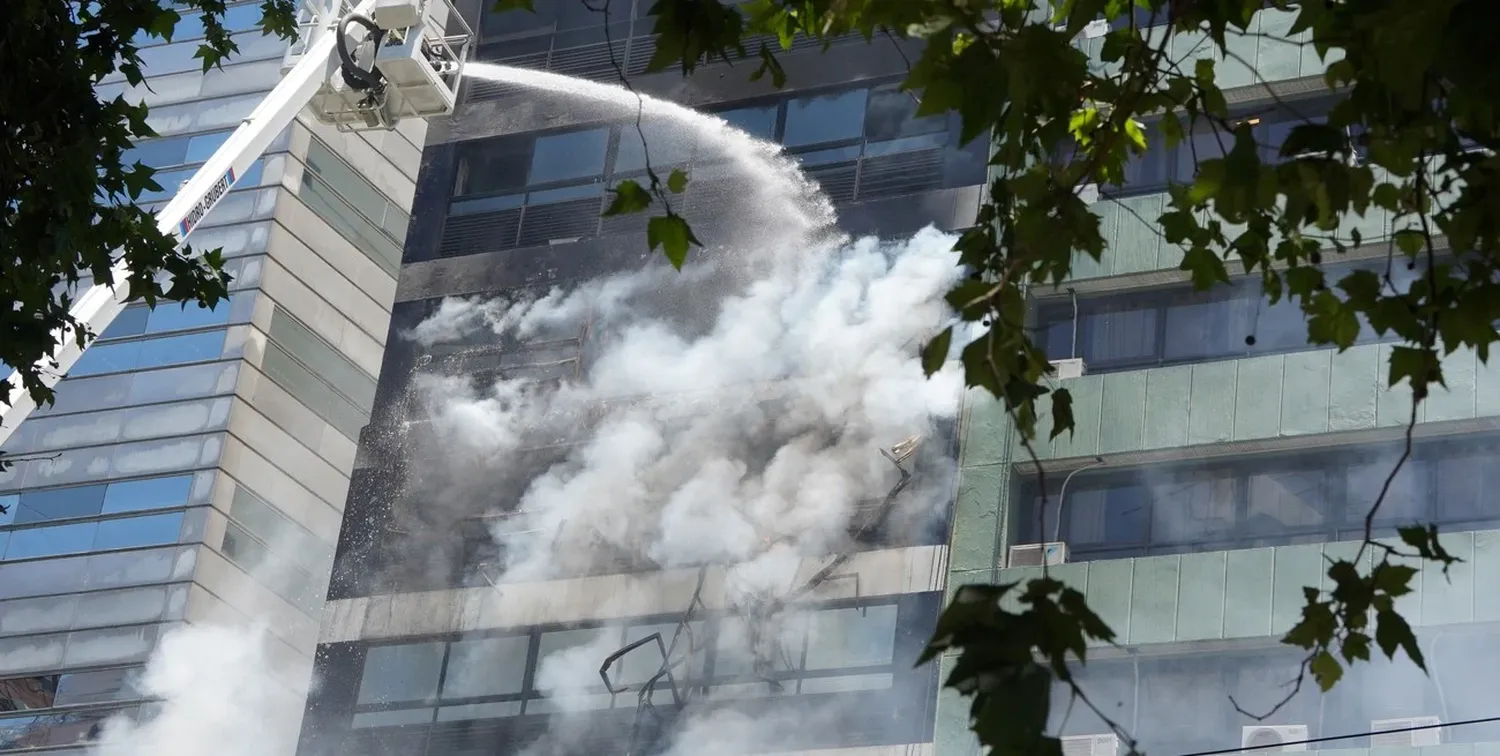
<box><xmin>516</xmin><ymin>197</ymin><xmax>604</xmax><ymax>247</ymax></box>
<box><xmin>856</xmin><ymin>148</ymin><xmax>945</xmax><ymax>201</ymax></box>
<box><xmin>805</xmin><ymin>162</ymin><xmax>858</xmax><ymax>204</ymax></box>
<box><xmin>438</xmin><ymin>209</ymin><xmax>522</xmax><ymax>258</ymax></box>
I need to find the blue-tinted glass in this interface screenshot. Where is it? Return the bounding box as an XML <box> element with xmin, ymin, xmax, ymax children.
<box><xmin>141</xmin><ymin>3</ymin><xmax>262</xmax><ymax>43</ymax></box>
<box><xmin>358</xmin><ymin>643</ymin><xmax>446</xmax><ymax>704</ymax></box>
<box><xmin>133</xmin><ymin>331</ymin><xmax>227</xmax><ymax>370</ymax></box>
<box><xmin>5</xmin><ymin>522</ymin><xmax>98</xmax><ymax>561</ymax></box>
<box><xmin>457</xmin><ymin>137</ymin><xmax>532</xmax><ymax>196</ymax></box>
<box><xmin>794</xmin><ymin>145</ymin><xmax>862</xmax><ymax>166</ymax></box>
<box><xmin>71</xmin><ymin>341</ymin><xmax>138</xmax><ymax>377</ymax></box>
<box><xmin>864</xmin><ymin>133</ymin><xmax>948</xmax><ymax>158</ymax></box>
<box><xmin>124</xmin><ymin>139</ymin><xmax>191</xmax><ymax>170</ymax></box>
<box><xmin>138</xmin><ymin>168</ymin><xmax>200</xmax><ymax>202</ymax></box>
<box><xmin>93</xmin><ymin>513</ymin><xmax>185</xmax><ymax>551</ymax></box>
<box><xmin>528</xmin><ymin>129</ymin><xmax>609</xmax><ymax>185</ymax></box>
<box><xmin>783</xmin><ymin>89</ymin><xmax>869</xmax><ymax>148</ymax></box>
<box><xmin>101</xmin><ymin>307</ymin><xmax>151</xmax><ymax>340</ymax></box>
<box><xmin>716</xmin><ymin>105</ymin><xmax>778</xmax><ymax>141</ymax></box>
<box><xmin>0</xmin><ymin>495</ymin><xmax>16</xmax><ymax>527</ymax></box>
<box><xmin>184</xmin><ymin>132</ymin><xmax>234</xmax><ymax>165</ymax></box>
<box><xmin>613</xmin><ymin>122</ymin><xmax>694</xmax><ymax>174</ymax></box>
<box><xmin>864</xmin><ymin>88</ymin><xmax>946</xmax><ymax>142</ymax></box>
<box><xmin>449</xmin><ymin>193</ymin><xmax>524</xmax><ymax>216</ymax></box>
<box><xmin>145</xmin><ymin>300</ymin><xmax>232</xmax><ymax>334</ymax></box>
<box><xmin>102</xmin><ymin>476</ymin><xmax>193</xmax><ymax>515</ymax></box>
<box><xmin>14</xmin><ymin>485</ymin><xmax>108</xmax><ymax>525</ymax></box>
<box><xmin>527</xmin><ymin>183</ymin><xmax>601</xmax><ymax>205</ymax></box>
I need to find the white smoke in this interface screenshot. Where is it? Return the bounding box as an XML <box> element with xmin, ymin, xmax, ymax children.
<box><xmin>408</xmin><ymin>225</ymin><xmax>967</xmax><ymax>587</ymax></box>
<box><xmin>90</xmin><ymin>624</ymin><xmax>307</xmax><ymax>756</ymax></box>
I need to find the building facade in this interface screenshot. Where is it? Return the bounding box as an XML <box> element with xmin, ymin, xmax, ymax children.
<box><xmin>294</xmin><ymin>1</ymin><xmax>989</xmax><ymax>755</ymax></box>
<box><xmin>935</xmin><ymin>9</ymin><xmax>1500</xmax><ymax>756</ymax></box>
<box><xmin>0</xmin><ymin>4</ymin><xmax>425</xmax><ymax>753</ymax></box>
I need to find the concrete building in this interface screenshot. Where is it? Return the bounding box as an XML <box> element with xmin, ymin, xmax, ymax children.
<box><xmin>935</xmin><ymin>9</ymin><xmax>1500</xmax><ymax>756</ymax></box>
<box><xmin>0</xmin><ymin>3</ymin><xmax>425</xmax><ymax>752</ymax></box>
<box><xmin>293</xmin><ymin>1</ymin><xmax>987</xmax><ymax>755</ymax></box>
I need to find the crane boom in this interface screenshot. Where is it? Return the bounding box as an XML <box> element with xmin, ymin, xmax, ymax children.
<box><xmin>0</xmin><ymin>0</ymin><xmax>471</xmax><ymax>450</ymax></box>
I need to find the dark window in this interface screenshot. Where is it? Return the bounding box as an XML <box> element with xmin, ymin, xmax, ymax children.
<box><xmin>529</xmin><ymin>128</ymin><xmax>610</xmax><ymax>185</ymax></box>
<box><xmin>1109</xmin><ymin>2</ymin><xmax>1172</xmax><ymax>30</ymax></box>
<box><xmin>715</xmin><ymin>104</ymin><xmax>779</xmax><ymax>142</ymax></box>
<box><xmin>1058</xmin><ymin>634</ymin><xmax>1500</xmax><ymax>755</ymax></box>
<box><xmin>1031</xmin><ymin>257</ymin><xmax>1427</xmax><ymax>374</ymax></box>
<box><xmin>344</xmin><ymin>594</ymin><xmax>936</xmax><ymax>751</ymax></box>
<box><xmin>1015</xmin><ymin>434</ymin><xmax>1500</xmax><ymax>560</ymax></box>
<box><xmin>783</xmin><ymin>89</ymin><xmax>869</xmax><ymax>148</ymax></box>
<box><xmin>455</xmin><ymin>137</ymin><xmax>532</xmax><ymax>197</ymax></box>
<box><xmin>1054</xmin><ymin>95</ymin><xmax>1348</xmax><ymax>197</ymax></box>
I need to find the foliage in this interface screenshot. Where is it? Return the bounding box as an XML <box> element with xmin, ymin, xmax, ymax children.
<box><xmin>1</xmin><ymin>0</ymin><xmax>297</xmax><ymax>414</ymax></box>
<box><xmin>502</xmin><ymin>0</ymin><xmax>1500</xmax><ymax>753</ymax></box>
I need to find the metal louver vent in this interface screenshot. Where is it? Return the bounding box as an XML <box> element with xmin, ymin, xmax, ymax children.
<box><xmin>550</xmin><ymin>41</ymin><xmax>628</xmax><ymax>80</ymax></box>
<box><xmin>625</xmin><ymin>36</ymin><xmax>656</xmax><ymax>76</ymax></box>
<box><xmin>806</xmin><ymin>163</ymin><xmax>858</xmax><ymax>205</ymax></box>
<box><xmin>439</xmin><ymin>209</ymin><xmax>522</xmax><ymax>258</ymax></box>
<box><xmin>516</xmin><ymin>198</ymin><xmax>603</xmax><ymax>248</ymax></box>
<box><xmin>465</xmin><ymin>50</ymin><xmax>548</xmax><ymax>102</ymax></box>
<box><xmin>857</xmin><ymin>148</ymin><xmax>945</xmax><ymax>201</ymax></box>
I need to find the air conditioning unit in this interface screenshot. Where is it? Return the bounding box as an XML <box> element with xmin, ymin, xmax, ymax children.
<box><xmin>1371</xmin><ymin>717</ymin><xmax>1442</xmax><ymax>748</ymax></box>
<box><xmin>1008</xmin><ymin>542</ymin><xmax>1067</xmax><ymax>568</ymax></box>
<box><xmin>1062</xmin><ymin>734</ymin><xmax>1119</xmax><ymax>756</ymax></box>
<box><xmin>1083</xmin><ymin>18</ymin><xmax>1110</xmax><ymax>38</ymax></box>
<box><xmin>1050</xmin><ymin>358</ymin><xmax>1088</xmax><ymax>380</ymax></box>
<box><xmin>1241</xmin><ymin>725</ymin><xmax>1309</xmax><ymax>752</ymax></box>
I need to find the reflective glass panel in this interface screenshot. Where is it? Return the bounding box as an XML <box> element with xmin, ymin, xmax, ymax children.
<box><xmin>93</xmin><ymin>513</ymin><xmax>185</xmax><ymax>551</ymax></box>
<box><xmin>441</xmin><ymin>636</ymin><xmax>529</xmax><ymax>698</ymax></box>
<box><xmin>783</xmin><ymin>89</ymin><xmax>869</xmax><ymax>148</ymax></box>
<box><xmin>102</xmin><ymin>476</ymin><xmax>194</xmax><ymax>515</ymax></box>
<box><xmin>358</xmin><ymin>642</ymin><xmax>445</xmax><ymax>704</ymax></box>
<box><xmin>528</xmin><ymin>129</ymin><xmax>610</xmax><ymax>185</ymax></box>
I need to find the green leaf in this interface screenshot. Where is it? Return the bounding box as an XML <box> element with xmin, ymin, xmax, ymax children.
<box><xmin>647</xmin><ymin>213</ymin><xmax>702</xmax><ymax>269</ymax></box>
<box><xmin>667</xmin><ymin>168</ymin><xmax>689</xmax><ymax>194</ymax></box>
<box><xmin>922</xmin><ymin>327</ymin><xmax>953</xmax><ymax>377</ymax></box>
<box><xmin>1310</xmin><ymin>650</ymin><xmax>1344</xmax><ymax>692</ymax></box>
<box><xmin>1374</xmin><ymin>608</ymin><xmax>1425</xmax><ymax>669</ymax></box>
<box><xmin>603</xmin><ymin>180</ymin><xmax>653</xmax><ymax>217</ymax></box>
<box><xmin>1371</xmin><ymin>563</ymin><xmax>1418</xmax><ymax>599</ymax></box>
<box><xmin>1048</xmin><ymin>388</ymin><xmax>1074</xmax><ymax>441</ymax></box>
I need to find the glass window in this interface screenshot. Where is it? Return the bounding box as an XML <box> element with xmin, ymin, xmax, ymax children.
<box><xmin>783</xmin><ymin>89</ymin><xmax>870</xmax><ymax>148</ymax></box>
<box><xmin>54</xmin><ymin>668</ymin><xmax>142</xmax><ymax>707</ymax></box>
<box><xmin>1150</xmin><ymin>476</ymin><xmax>1239</xmax><ymax>544</ymax></box>
<box><xmin>144</xmin><ymin>301</ymin><xmax>232</xmax><ymax>334</ymax></box>
<box><xmin>803</xmin><ymin>605</ymin><xmax>898</xmax><ymax>670</ymax></box>
<box><xmin>714</xmin><ymin>616</ymin><xmax>797</xmax><ymax>678</ymax></box>
<box><xmin>93</xmin><ymin>513</ymin><xmax>184</xmax><ymax>551</ymax></box>
<box><xmin>358</xmin><ymin>642</ymin><xmax>445</xmax><ymax>705</ymax></box>
<box><xmin>0</xmin><ymin>675</ymin><xmax>58</xmax><ymax>711</ymax></box>
<box><xmin>5</xmin><ymin>522</ymin><xmax>98</xmax><ymax>561</ymax></box>
<box><xmin>0</xmin><ymin>496</ymin><xmax>15</xmax><ymax>527</ymax></box>
<box><xmin>100</xmin><ymin>307</ymin><xmax>151</xmax><ymax>340</ymax></box>
<box><xmin>456</xmin><ymin>137</ymin><xmax>532</xmax><ymax>197</ymax></box>
<box><xmin>441</xmin><ymin>636</ymin><xmax>529</xmax><ymax>699</ymax></box>
<box><xmin>1161</xmin><ymin>288</ymin><xmax>1254</xmax><ymax>362</ymax></box>
<box><xmin>864</xmin><ymin>88</ymin><xmax>946</xmax><ymax>142</ymax></box>
<box><xmin>1060</xmin><ymin>485</ymin><xmax>1149</xmax><ymax>547</ymax></box>
<box><xmin>528</xmin><ymin>129</ymin><xmax>610</xmax><ymax>185</ymax></box>
<box><xmin>1344</xmin><ymin>459</ymin><xmax>1422</xmax><ymax>526</ymax></box>
<box><xmin>13</xmin><ymin>486</ymin><xmax>108</xmax><ymax>525</ymax></box>
<box><xmin>716</xmin><ymin>105</ymin><xmax>778</xmax><ymax>142</ymax></box>
<box><xmin>102</xmin><ymin>476</ymin><xmax>193</xmax><ymax>515</ymax></box>
<box><xmin>1079</xmin><ymin>305</ymin><xmax>1159</xmax><ymax>366</ymax></box>
<box><xmin>617</xmin><ymin>622</ymin><xmax>706</xmax><ymax>686</ymax></box>
<box><xmin>1245</xmin><ymin>471</ymin><xmax>1327</xmax><ymax>535</ymax></box>
<box><xmin>71</xmin><ymin>330</ymin><xmax>226</xmax><ymax>377</ymax></box>
<box><xmin>614</xmin><ymin>121</ymin><xmax>695</xmax><ymax>174</ymax></box>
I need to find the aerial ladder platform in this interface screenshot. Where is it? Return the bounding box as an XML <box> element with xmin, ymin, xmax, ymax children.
<box><xmin>0</xmin><ymin>0</ymin><xmax>474</xmax><ymax>448</ymax></box>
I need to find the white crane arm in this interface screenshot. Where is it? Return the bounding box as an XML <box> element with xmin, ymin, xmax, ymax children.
<box><xmin>0</xmin><ymin>0</ymin><xmax>470</xmax><ymax>450</ymax></box>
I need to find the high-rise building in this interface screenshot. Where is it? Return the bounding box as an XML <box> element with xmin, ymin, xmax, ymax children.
<box><xmin>293</xmin><ymin>1</ymin><xmax>990</xmax><ymax>755</ymax></box>
<box><xmin>0</xmin><ymin>4</ymin><xmax>427</xmax><ymax>752</ymax></box>
<box><xmin>934</xmin><ymin>9</ymin><xmax>1500</xmax><ymax>756</ymax></box>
